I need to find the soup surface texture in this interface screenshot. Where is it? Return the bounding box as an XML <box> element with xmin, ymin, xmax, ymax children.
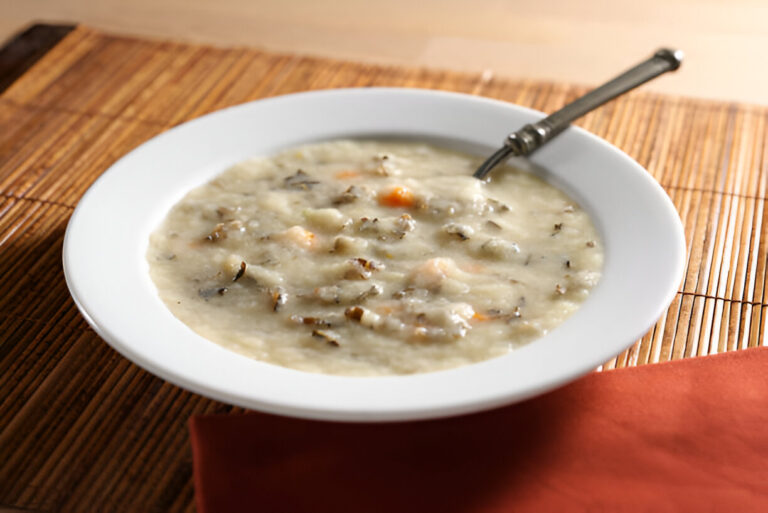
<box><xmin>148</xmin><ymin>140</ymin><xmax>603</xmax><ymax>375</ymax></box>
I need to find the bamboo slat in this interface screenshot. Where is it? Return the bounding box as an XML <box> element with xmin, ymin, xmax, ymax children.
<box><xmin>1</xmin><ymin>25</ymin><xmax>767</xmax><ymax>512</ymax></box>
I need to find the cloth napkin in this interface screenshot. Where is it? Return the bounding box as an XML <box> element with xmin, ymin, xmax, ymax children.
<box><xmin>190</xmin><ymin>346</ymin><xmax>768</xmax><ymax>513</ymax></box>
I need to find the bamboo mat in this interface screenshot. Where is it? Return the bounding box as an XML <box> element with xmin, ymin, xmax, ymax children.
<box><xmin>1</xmin><ymin>25</ymin><xmax>767</xmax><ymax>512</ymax></box>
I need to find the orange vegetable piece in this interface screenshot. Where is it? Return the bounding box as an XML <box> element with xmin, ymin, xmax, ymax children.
<box><xmin>378</xmin><ymin>186</ymin><xmax>415</xmax><ymax>208</ymax></box>
<box><xmin>276</xmin><ymin>225</ymin><xmax>316</xmax><ymax>250</ymax></box>
<box><xmin>461</xmin><ymin>262</ymin><xmax>487</xmax><ymax>274</ymax></box>
<box><xmin>472</xmin><ymin>312</ymin><xmax>490</xmax><ymax>322</ymax></box>
<box><xmin>335</xmin><ymin>170</ymin><xmax>361</xmax><ymax>179</ymax></box>
<box><xmin>376</xmin><ymin>305</ymin><xmax>395</xmax><ymax>315</ymax></box>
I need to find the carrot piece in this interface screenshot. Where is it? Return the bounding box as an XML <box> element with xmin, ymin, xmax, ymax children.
<box><xmin>277</xmin><ymin>225</ymin><xmax>316</xmax><ymax>249</ymax></box>
<box><xmin>376</xmin><ymin>305</ymin><xmax>395</xmax><ymax>315</ymax></box>
<box><xmin>378</xmin><ymin>186</ymin><xmax>415</xmax><ymax>208</ymax></box>
<box><xmin>334</xmin><ymin>170</ymin><xmax>361</xmax><ymax>179</ymax></box>
<box><xmin>461</xmin><ymin>262</ymin><xmax>487</xmax><ymax>274</ymax></box>
<box><xmin>471</xmin><ymin>312</ymin><xmax>490</xmax><ymax>322</ymax></box>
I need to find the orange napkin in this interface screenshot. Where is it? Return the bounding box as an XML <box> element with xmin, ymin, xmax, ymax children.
<box><xmin>190</xmin><ymin>346</ymin><xmax>768</xmax><ymax>512</ymax></box>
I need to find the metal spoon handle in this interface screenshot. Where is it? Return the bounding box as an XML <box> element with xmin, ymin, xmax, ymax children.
<box><xmin>473</xmin><ymin>48</ymin><xmax>683</xmax><ymax>179</ymax></box>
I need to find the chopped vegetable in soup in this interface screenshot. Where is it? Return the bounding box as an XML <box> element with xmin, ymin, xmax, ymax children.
<box><xmin>147</xmin><ymin>140</ymin><xmax>603</xmax><ymax>375</ymax></box>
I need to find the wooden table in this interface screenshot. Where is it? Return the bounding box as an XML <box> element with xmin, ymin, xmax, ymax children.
<box><xmin>1</xmin><ymin>23</ymin><xmax>766</xmax><ymax>513</ymax></box>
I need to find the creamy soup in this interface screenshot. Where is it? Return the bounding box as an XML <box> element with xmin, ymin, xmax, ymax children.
<box><xmin>147</xmin><ymin>140</ymin><xmax>603</xmax><ymax>375</ymax></box>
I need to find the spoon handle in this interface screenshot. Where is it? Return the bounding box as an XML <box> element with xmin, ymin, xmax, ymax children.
<box><xmin>473</xmin><ymin>48</ymin><xmax>683</xmax><ymax>179</ymax></box>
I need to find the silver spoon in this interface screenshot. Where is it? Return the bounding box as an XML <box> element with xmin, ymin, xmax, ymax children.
<box><xmin>473</xmin><ymin>48</ymin><xmax>683</xmax><ymax>179</ymax></box>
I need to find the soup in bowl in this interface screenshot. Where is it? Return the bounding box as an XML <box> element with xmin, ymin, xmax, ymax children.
<box><xmin>63</xmin><ymin>88</ymin><xmax>685</xmax><ymax>421</ymax></box>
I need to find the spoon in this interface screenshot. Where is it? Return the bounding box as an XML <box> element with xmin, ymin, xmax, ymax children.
<box><xmin>473</xmin><ymin>48</ymin><xmax>683</xmax><ymax>179</ymax></box>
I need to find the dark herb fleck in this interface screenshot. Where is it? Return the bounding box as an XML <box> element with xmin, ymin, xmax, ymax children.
<box><xmin>333</xmin><ymin>185</ymin><xmax>362</xmax><ymax>205</ymax></box>
<box><xmin>586</xmin><ymin>240</ymin><xmax>596</xmax><ymax>248</ymax></box>
<box><xmin>205</xmin><ymin>223</ymin><xmax>226</xmax><ymax>242</ymax></box>
<box><xmin>344</xmin><ymin>258</ymin><xmax>382</xmax><ymax>279</ymax></box>
<box><xmin>218</xmin><ymin>287</ymin><xmax>229</xmax><ymax>295</ymax></box>
<box><xmin>284</xmin><ymin>169</ymin><xmax>320</xmax><ymax>190</ymax></box>
<box><xmin>291</xmin><ymin>315</ymin><xmax>333</xmax><ymax>328</ymax></box>
<box><xmin>485</xmin><ymin>220</ymin><xmax>502</xmax><ymax>231</ymax></box>
<box><xmin>357</xmin><ymin>284</ymin><xmax>383</xmax><ymax>302</ymax></box>
<box><xmin>565</xmin><ymin>260</ymin><xmax>571</xmax><ymax>269</ymax></box>
<box><xmin>357</xmin><ymin>258</ymin><xmax>380</xmax><ymax>271</ymax></box>
<box><xmin>357</xmin><ymin>217</ymin><xmax>380</xmax><ymax>233</ymax></box>
<box><xmin>312</xmin><ymin>329</ymin><xmax>340</xmax><ymax>347</ymax></box>
<box><xmin>444</xmin><ymin>223</ymin><xmax>472</xmax><ymax>241</ymax></box>
<box><xmin>271</xmin><ymin>287</ymin><xmax>286</xmax><ymax>312</ymax></box>
<box><xmin>392</xmin><ymin>287</ymin><xmax>415</xmax><ymax>299</ymax></box>
<box><xmin>345</xmin><ymin>306</ymin><xmax>365</xmax><ymax>321</ymax></box>
<box><xmin>233</xmin><ymin>261</ymin><xmax>246</xmax><ymax>282</ymax></box>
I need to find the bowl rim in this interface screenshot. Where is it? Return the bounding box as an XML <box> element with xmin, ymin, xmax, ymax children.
<box><xmin>63</xmin><ymin>87</ymin><xmax>686</xmax><ymax>422</ymax></box>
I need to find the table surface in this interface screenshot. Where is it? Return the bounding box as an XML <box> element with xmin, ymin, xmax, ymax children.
<box><xmin>1</xmin><ymin>0</ymin><xmax>766</xmax><ymax>105</ymax></box>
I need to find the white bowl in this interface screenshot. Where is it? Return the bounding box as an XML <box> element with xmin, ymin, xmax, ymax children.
<box><xmin>63</xmin><ymin>88</ymin><xmax>685</xmax><ymax>422</ymax></box>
